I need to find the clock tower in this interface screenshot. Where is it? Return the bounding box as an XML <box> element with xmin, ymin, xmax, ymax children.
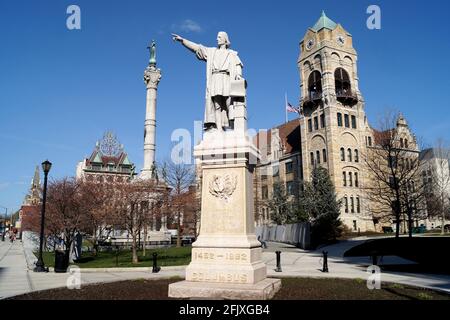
<box><xmin>297</xmin><ymin>11</ymin><xmax>374</xmax><ymax>231</ymax></box>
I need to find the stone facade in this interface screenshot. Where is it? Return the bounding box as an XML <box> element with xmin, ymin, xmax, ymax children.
<box><xmin>364</xmin><ymin>116</ymin><xmax>422</xmax><ymax>233</ymax></box>
<box><xmin>253</xmin><ymin>12</ymin><xmax>422</xmax><ymax>232</ymax></box>
<box><xmin>297</xmin><ymin>12</ymin><xmax>374</xmax><ymax>231</ymax></box>
<box><xmin>254</xmin><ymin>121</ymin><xmax>302</xmax><ymax>226</ymax></box>
<box><xmin>419</xmin><ymin>147</ymin><xmax>450</xmax><ymax>229</ymax></box>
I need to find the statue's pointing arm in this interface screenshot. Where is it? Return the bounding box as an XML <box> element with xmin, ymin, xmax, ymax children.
<box><xmin>172</xmin><ymin>33</ymin><xmax>207</xmax><ymax>60</ymax></box>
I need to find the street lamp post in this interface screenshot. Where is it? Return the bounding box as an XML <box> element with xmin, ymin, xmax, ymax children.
<box><xmin>1</xmin><ymin>206</ymin><xmax>7</xmax><ymax>242</ymax></box>
<box><xmin>34</xmin><ymin>160</ymin><xmax>52</xmax><ymax>272</ymax></box>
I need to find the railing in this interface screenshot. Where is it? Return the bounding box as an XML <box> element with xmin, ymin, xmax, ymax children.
<box><xmin>302</xmin><ymin>91</ymin><xmax>322</xmax><ymax>107</ymax></box>
<box><xmin>85</xmin><ymin>166</ymin><xmax>132</xmax><ymax>174</ymax></box>
<box><xmin>309</xmin><ymin>91</ymin><xmax>323</xmax><ymax>101</ymax></box>
<box><xmin>336</xmin><ymin>90</ymin><xmax>358</xmax><ymax>104</ymax></box>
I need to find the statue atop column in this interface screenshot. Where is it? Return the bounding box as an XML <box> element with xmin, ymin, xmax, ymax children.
<box><xmin>172</xmin><ymin>32</ymin><xmax>246</xmax><ymax>132</ymax></box>
<box><xmin>148</xmin><ymin>40</ymin><xmax>157</xmax><ymax>66</ymax></box>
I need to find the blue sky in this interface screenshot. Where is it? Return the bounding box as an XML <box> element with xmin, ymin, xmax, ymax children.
<box><xmin>1</xmin><ymin>0</ymin><xmax>449</xmax><ymax>213</ymax></box>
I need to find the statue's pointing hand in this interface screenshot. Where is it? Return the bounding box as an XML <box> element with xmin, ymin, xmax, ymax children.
<box><xmin>172</xmin><ymin>33</ymin><xmax>183</xmax><ymax>42</ymax></box>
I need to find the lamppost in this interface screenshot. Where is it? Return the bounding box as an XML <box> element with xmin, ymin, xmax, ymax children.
<box><xmin>34</xmin><ymin>160</ymin><xmax>52</xmax><ymax>272</ymax></box>
<box><xmin>1</xmin><ymin>206</ymin><xmax>7</xmax><ymax>242</ymax></box>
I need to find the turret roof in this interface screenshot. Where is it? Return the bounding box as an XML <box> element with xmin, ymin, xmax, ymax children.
<box><xmin>312</xmin><ymin>11</ymin><xmax>337</xmax><ymax>32</ymax></box>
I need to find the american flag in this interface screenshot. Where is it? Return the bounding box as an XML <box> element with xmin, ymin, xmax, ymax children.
<box><xmin>286</xmin><ymin>102</ymin><xmax>300</xmax><ymax>114</ymax></box>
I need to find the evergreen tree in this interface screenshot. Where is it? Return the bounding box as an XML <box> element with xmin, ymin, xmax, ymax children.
<box><xmin>268</xmin><ymin>181</ymin><xmax>308</xmax><ymax>225</ymax></box>
<box><xmin>300</xmin><ymin>167</ymin><xmax>342</xmax><ymax>245</ymax></box>
<box><xmin>268</xmin><ymin>182</ymin><xmax>291</xmax><ymax>225</ymax></box>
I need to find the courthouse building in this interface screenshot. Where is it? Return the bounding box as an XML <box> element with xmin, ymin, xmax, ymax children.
<box><xmin>254</xmin><ymin>12</ymin><xmax>420</xmax><ymax>232</ymax></box>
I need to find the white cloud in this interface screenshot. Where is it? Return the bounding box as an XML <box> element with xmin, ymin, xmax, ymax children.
<box><xmin>0</xmin><ymin>182</ymin><xmax>10</xmax><ymax>190</ymax></box>
<box><xmin>172</xmin><ymin>19</ymin><xmax>203</xmax><ymax>33</ymax></box>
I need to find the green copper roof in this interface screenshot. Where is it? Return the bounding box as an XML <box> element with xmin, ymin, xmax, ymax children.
<box><xmin>312</xmin><ymin>11</ymin><xmax>337</xmax><ymax>31</ymax></box>
<box><xmin>122</xmin><ymin>155</ymin><xmax>131</xmax><ymax>165</ymax></box>
<box><xmin>93</xmin><ymin>153</ymin><xmax>102</xmax><ymax>163</ymax></box>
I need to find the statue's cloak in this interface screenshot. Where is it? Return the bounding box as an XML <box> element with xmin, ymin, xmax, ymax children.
<box><xmin>195</xmin><ymin>45</ymin><xmax>243</xmax><ymax>127</ymax></box>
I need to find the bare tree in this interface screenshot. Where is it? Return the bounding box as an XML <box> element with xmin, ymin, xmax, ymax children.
<box><xmin>77</xmin><ymin>181</ymin><xmax>114</xmax><ymax>255</ymax></box>
<box><xmin>45</xmin><ymin>178</ymin><xmax>86</xmax><ymax>256</ymax></box>
<box><xmin>364</xmin><ymin>112</ymin><xmax>426</xmax><ymax>238</ymax></box>
<box><xmin>109</xmin><ymin>179</ymin><xmax>159</xmax><ymax>264</ymax></box>
<box><xmin>427</xmin><ymin>139</ymin><xmax>450</xmax><ymax>234</ymax></box>
<box><xmin>141</xmin><ymin>194</ymin><xmax>167</xmax><ymax>257</ymax></box>
<box><xmin>161</xmin><ymin>161</ymin><xmax>195</xmax><ymax>247</ymax></box>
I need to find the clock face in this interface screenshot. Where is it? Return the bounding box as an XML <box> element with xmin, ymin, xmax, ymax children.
<box><xmin>306</xmin><ymin>39</ymin><xmax>315</xmax><ymax>50</ymax></box>
<box><xmin>337</xmin><ymin>35</ymin><xmax>345</xmax><ymax>46</ymax></box>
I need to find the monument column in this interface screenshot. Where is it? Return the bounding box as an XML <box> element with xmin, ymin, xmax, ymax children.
<box><xmin>141</xmin><ymin>41</ymin><xmax>161</xmax><ymax>180</ymax></box>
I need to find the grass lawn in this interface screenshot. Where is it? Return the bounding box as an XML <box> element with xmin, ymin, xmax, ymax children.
<box><xmin>10</xmin><ymin>277</ymin><xmax>450</xmax><ymax>300</ymax></box>
<box><xmin>37</xmin><ymin>246</ymin><xmax>192</xmax><ymax>268</ymax></box>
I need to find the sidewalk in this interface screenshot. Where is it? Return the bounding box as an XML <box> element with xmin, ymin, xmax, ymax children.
<box><xmin>0</xmin><ymin>241</ymin><xmax>184</xmax><ymax>300</ymax></box>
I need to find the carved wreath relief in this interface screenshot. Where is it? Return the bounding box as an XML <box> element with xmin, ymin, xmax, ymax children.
<box><xmin>208</xmin><ymin>174</ymin><xmax>237</xmax><ymax>201</ymax></box>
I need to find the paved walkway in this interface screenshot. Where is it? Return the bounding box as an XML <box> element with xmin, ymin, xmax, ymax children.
<box><xmin>0</xmin><ymin>241</ymin><xmax>184</xmax><ymax>300</ymax></box>
<box><xmin>1</xmin><ymin>238</ymin><xmax>450</xmax><ymax>299</ymax></box>
<box><xmin>263</xmin><ymin>240</ymin><xmax>450</xmax><ymax>293</ymax></box>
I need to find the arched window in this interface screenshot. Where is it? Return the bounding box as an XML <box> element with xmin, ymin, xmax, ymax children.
<box><xmin>354</xmin><ymin>149</ymin><xmax>359</xmax><ymax>162</ymax></box>
<box><xmin>349</xmin><ymin>172</ymin><xmax>353</xmax><ymax>187</ymax></box>
<box><xmin>343</xmin><ymin>172</ymin><xmax>347</xmax><ymax>187</ymax></box>
<box><xmin>344</xmin><ymin>197</ymin><xmax>349</xmax><ymax>213</ymax></box>
<box><xmin>323</xmin><ymin>149</ymin><xmax>327</xmax><ymax>163</ymax></box>
<box><xmin>316</xmin><ymin>150</ymin><xmax>321</xmax><ymax>164</ymax></box>
<box><xmin>400</xmin><ymin>138</ymin><xmax>404</xmax><ymax>148</ymax></box>
<box><xmin>405</xmin><ymin>139</ymin><xmax>409</xmax><ymax>149</ymax></box>
<box><xmin>335</xmin><ymin>68</ymin><xmax>351</xmax><ymax>96</ymax></box>
<box><xmin>308</xmin><ymin>71</ymin><xmax>322</xmax><ymax>101</ymax></box>
<box><xmin>341</xmin><ymin>148</ymin><xmax>345</xmax><ymax>161</ymax></box>
<box><xmin>347</xmin><ymin>148</ymin><xmax>352</xmax><ymax>162</ymax></box>
<box><xmin>310</xmin><ymin>152</ymin><xmax>314</xmax><ymax>166</ymax></box>
<box><xmin>355</xmin><ymin>172</ymin><xmax>359</xmax><ymax>187</ymax></box>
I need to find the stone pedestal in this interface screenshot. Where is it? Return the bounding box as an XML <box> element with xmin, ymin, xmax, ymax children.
<box><xmin>169</xmin><ymin>131</ymin><xmax>281</xmax><ymax>300</ymax></box>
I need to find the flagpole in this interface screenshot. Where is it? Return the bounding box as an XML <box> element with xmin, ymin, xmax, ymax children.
<box><xmin>285</xmin><ymin>93</ymin><xmax>288</xmax><ymax>123</ymax></box>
